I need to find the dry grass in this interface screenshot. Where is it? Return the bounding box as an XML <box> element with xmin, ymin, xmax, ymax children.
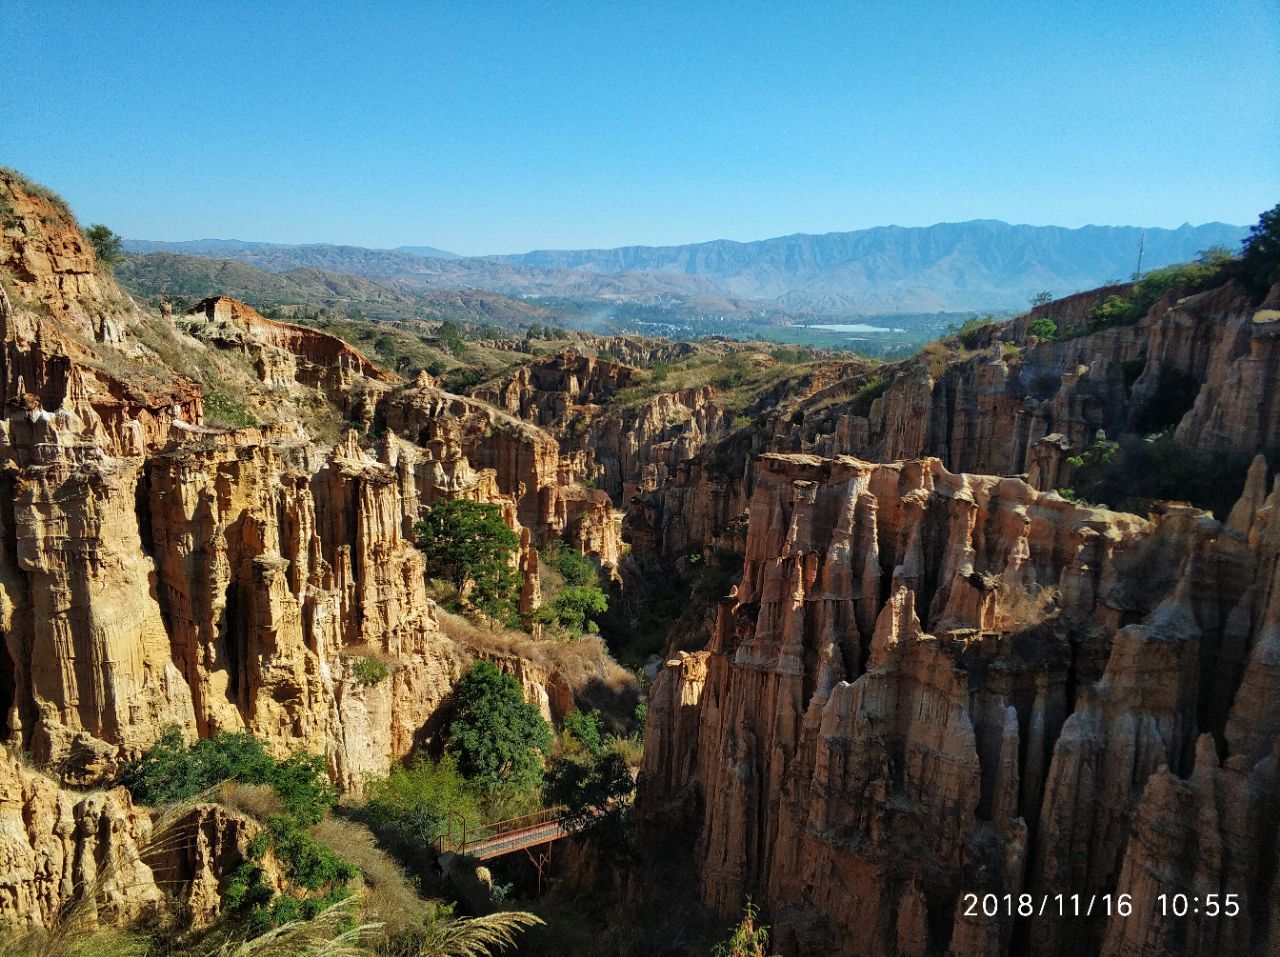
<box><xmin>437</xmin><ymin>609</ymin><xmax>633</xmax><ymax>695</ymax></box>
<box><xmin>215</xmin><ymin>781</ymin><xmax>283</xmax><ymax>822</ymax></box>
<box><xmin>308</xmin><ymin>818</ymin><xmax>426</xmax><ymax>937</ymax></box>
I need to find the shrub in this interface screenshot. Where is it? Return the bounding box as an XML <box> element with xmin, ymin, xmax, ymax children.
<box><xmin>712</xmin><ymin>901</ymin><xmax>776</xmax><ymax>957</ymax></box>
<box><xmin>120</xmin><ymin>727</ymin><xmax>336</xmax><ymax>823</ymax></box>
<box><xmin>1063</xmin><ymin>433</ymin><xmax>1256</xmax><ymax>519</ymax></box>
<box><xmin>436</xmin><ymin>319</ymin><xmax>467</xmax><ymax>357</ymax></box>
<box><xmin>352</xmin><ymin>656</ymin><xmax>390</xmax><ymax>686</ymax></box>
<box><xmin>562</xmin><ymin>709</ymin><xmax>605</xmax><ymax>755</ymax></box>
<box><xmin>850</xmin><ymin>374</ymin><xmax>888</xmax><ymax>416</ymax></box>
<box><xmin>1028</xmin><ymin>318</ymin><xmax>1059</xmax><ymax>341</ymax></box>
<box><xmin>949</xmin><ymin>315</ymin><xmax>998</xmax><ymax>349</ymax></box>
<box><xmin>203</xmin><ymin>389</ymin><xmax>259</xmax><ymax>429</ymax></box>
<box><xmin>535</xmin><ymin>584</ymin><xmax>609</xmax><ymax>637</ymax></box>
<box><xmin>85</xmin><ymin>224</ymin><xmax>123</xmax><ymax>269</ymax></box>
<box><xmin>1239</xmin><ymin>203</ymin><xmax>1280</xmax><ymax>294</ymax></box>
<box><xmin>1086</xmin><ymin>294</ymin><xmax>1138</xmax><ymax>331</ymax></box>
<box><xmin>447</xmin><ymin>661</ymin><xmax>552</xmax><ymax>793</ymax></box>
<box><xmin>359</xmin><ymin>754</ymin><xmax>482</xmax><ymax>853</ymax></box>
<box><xmin>415</xmin><ymin>499</ymin><xmax>520</xmax><ymax>626</ymax></box>
<box><xmin>121</xmin><ymin>727</ymin><xmax>274</xmax><ymax>805</ymax></box>
<box><xmin>542</xmin><ymin>541</ymin><xmax>596</xmax><ymax>587</ymax></box>
<box><xmin>543</xmin><ymin>750</ymin><xmax>634</xmax><ymax>836</ymax></box>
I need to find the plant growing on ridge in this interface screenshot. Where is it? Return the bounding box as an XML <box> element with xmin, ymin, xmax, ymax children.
<box><xmin>85</xmin><ymin>224</ymin><xmax>123</xmax><ymax>269</ymax></box>
<box><xmin>446</xmin><ymin>661</ymin><xmax>552</xmax><ymax>793</ymax></box>
<box><xmin>415</xmin><ymin>499</ymin><xmax>521</xmax><ymax>625</ymax></box>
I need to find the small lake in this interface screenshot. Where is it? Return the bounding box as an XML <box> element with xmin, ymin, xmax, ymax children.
<box><xmin>805</xmin><ymin>323</ymin><xmax>906</xmax><ymax>333</ymax></box>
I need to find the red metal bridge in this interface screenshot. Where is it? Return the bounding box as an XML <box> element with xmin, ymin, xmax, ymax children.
<box><xmin>438</xmin><ymin>806</ymin><xmax>574</xmax><ymax>861</ymax></box>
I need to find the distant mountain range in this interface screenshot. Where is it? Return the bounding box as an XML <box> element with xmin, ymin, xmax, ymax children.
<box><xmin>116</xmin><ymin>252</ymin><xmax>562</xmax><ymax>328</ymax></box>
<box><xmin>125</xmin><ymin>220</ymin><xmax>1248</xmax><ymax>314</ymax></box>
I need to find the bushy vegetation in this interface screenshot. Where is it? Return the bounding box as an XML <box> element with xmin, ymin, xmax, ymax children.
<box><xmin>352</xmin><ymin>656</ymin><xmax>390</xmax><ymax>686</ymax></box>
<box><xmin>849</xmin><ymin>374</ymin><xmax>888</xmax><ymax>416</ymax></box>
<box><xmin>1027</xmin><ymin>318</ymin><xmax>1059</xmax><ymax>340</ymax></box>
<box><xmin>415</xmin><ymin>499</ymin><xmax>521</xmax><ymax>626</ymax></box>
<box><xmin>85</xmin><ymin>224</ymin><xmax>123</xmax><ymax>269</ymax></box>
<box><xmin>121</xmin><ymin>728</ymin><xmax>352</xmax><ymax>932</ymax></box>
<box><xmin>543</xmin><ymin>749</ymin><xmax>634</xmax><ymax>836</ymax></box>
<box><xmin>121</xmin><ymin>727</ymin><xmax>335</xmax><ymax>820</ymax></box>
<box><xmin>1060</xmin><ymin>432</ymin><xmax>1257</xmax><ymax>519</ymax></box>
<box><xmin>1086</xmin><ymin>248</ymin><xmax>1234</xmax><ymax>332</ymax></box>
<box><xmin>542</xmin><ymin>541</ymin><xmax>596</xmax><ymax>586</ymax></box>
<box><xmin>712</xmin><ymin>902</ymin><xmax>777</xmax><ymax>957</ymax></box>
<box><xmin>203</xmin><ymin>389</ymin><xmax>260</xmax><ymax>429</ymax></box>
<box><xmin>447</xmin><ymin>661</ymin><xmax>553</xmax><ymax>793</ymax></box>
<box><xmin>947</xmin><ymin>315</ymin><xmax>998</xmax><ymax>348</ymax></box>
<box><xmin>1239</xmin><ymin>202</ymin><xmax>1280</xmax><ymax>295</ymax></box>
<box><xmin>356</xmin><ymin>754</ymin><xmax>483</xmax><ymax>863</ymax></box>
<box><xmin>535</xmin><ymin>542</ymin><xmax>610</xmax><ymax>639</ymax></box>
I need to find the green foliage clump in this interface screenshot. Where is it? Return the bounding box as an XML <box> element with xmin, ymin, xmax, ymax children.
<box><xmin>121</xmin><ymin>727</ymin><xmax>337</xmax><ymax>822</ymax></box>
<box><xmin>543</xmin><ymin>750</ymin><xmax>634</xmax><ymax>836</ymax></box>
<box><xmin>1028</xmin><ymin>318</ymin><xmax>1059</xmax><ymax>340</ymax></box>
<box><xmin>561</xmin><ymin>708</ymin><xmax>606</xmax><ymax>755</ymax></box>
<box><xmin>415</xmin><ymin>499</ymin><xmax>521</xmax><ymax>625</ymax></box>
<box><xmin>542</xmin><ymin>541</ymin><xmax>596</xmax><ymax>587</ymax></box>
<box><xmin>850</xmin><ymin>374</ymin><xmax>888</xmax><ymax>416</ymax></box>
<box><xmin>447</xmin><ymin>661</ymin><xmax>552</xmax><ymax>793</ymax></box>
<box><xmin>1088</xmin><ymin>249</ymin><xmax>1235</xmax><ymax>332</ymax></box>
<box><xmin>121</xmin><ymin>727</ymin><xmax>275</xmax><ymax>805</ymax></box>
<box><xmin>85</xmin><ymin>224</ymin><xmax>123</xmax><ymax>269</ymax></box>
<box><xmin>948</xmin><ymin>315</ymin><xmax>998</xmax><ymax>349</ymax></box>
<box><xmin>436</xmin><ymin>319</ymin><xmax>467</xmax><ymax>357</ymax></box>
<box><xmin>352</xmin><ymin>656</ymin><xmax>390</xmax><ymax>686</ymax></box>
<box><xmin>122</xmin><ymin>727</ymin><xmax>352</xmax><ymax>934</ymax></box>
<box><xmin>534</xmin><ymin>584</ymin><xmax>609</xmax><ymax>637</ymax></box>
<box><xmin>1066</xmin><ymin>434</ymin><xmax>1119</xmax><ymax>473</ymax></box>
<box><xmin>712</xmin><ymin>901</ymin><xmax>777</xmax><ymax>957</ymax></box>
<box><xmin>1063</xmin><ymin>433</ymin><xmax>1257</xmax><ymax>519</ymax></box>
<box><xmin>203</xmin><ymin>389</ymin><xmax>259</xmax><ymax>429</ymax></box>
<box><xmin>358</xmin><ymin>754</ymin><xmax>482</xmax><ymax>857</ymax></box>
<box><xmin>1239</xmin><ymin>203</ymin><xmax>1280</xmax><ymax>294</ymax></box>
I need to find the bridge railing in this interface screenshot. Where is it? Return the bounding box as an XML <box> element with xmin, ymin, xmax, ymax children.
<box><xmin>436</xmin><ymin>805</ymin><xmax>569</xmax><ymax>854</ymax></box>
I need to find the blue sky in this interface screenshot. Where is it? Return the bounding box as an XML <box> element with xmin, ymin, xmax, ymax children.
<box><xmin>4</xmin><ymin>0</ymin><xmax>1276</xmax><ymax>255</ymax></box>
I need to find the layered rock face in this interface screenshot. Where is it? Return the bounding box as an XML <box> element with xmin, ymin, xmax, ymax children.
<box><xmin>784</xmin><ymin>282</ymin><xmax>1280</xmax><ymax>490</ymax></box>
<box><xmin>0</xmin><ymin>177</ymin><xmax>634</xmax><ymax>928</ymax></box>
<box><xmin>639</xmin><ymin>452</ymin><xmax>1280</xmax><ymax>957</ymax></box>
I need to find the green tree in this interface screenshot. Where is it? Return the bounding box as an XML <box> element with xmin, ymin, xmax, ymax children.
<box><xmin>543</xmin><ymin>541</ymin><xmax>597</xmax><ymax>586</ymax></box>
<box><xmin>359</xmin><ymin>754</ymin><xmax>482</xmax><ymax>854</ymax></box>
<box><xmin>1031</xmin><ymin>290</ymin><xmax>1054</xmax><ymax>307</ymax></box>
<box><xmin>415</xmin><ymin>499</ymin><xmax>521</xmax><ymax>624</ymax></box>
<box><xmin>437</xmin><ymin>319</ymin><xmax>467</xmax><ymax>356</ymax></box>
<box><xmin>1240</xmin><ymin>203</ymin><xmax>1280</xmax><ymax>294</ymax></box>
<box><xmin>535</xmin><ymin>584</ymin><xmax>609</xmax><ymax>636</ymax></box>
<box><xmin>447</xmin><ymin>661</ymin><xmax>552</xmax><ymax>793</ymax></box>
<box><xmin>85</xmin><ymin>223</ymin><xmax>123</xmax><ymax>269</ymax></box>
<box><xmin>1027</xmin><ymin>318</ymin><xmax>1059</xmax><ymax>341</ymax></box>
<box><xmin>543</xmin><ymin>750</ymin><xmax>634</xmax><ymax>834</ymax></box>
<box><xmin>562</xmin><ymin>708</ymin><xmax>605</xmax><ymax>755</ymax></box>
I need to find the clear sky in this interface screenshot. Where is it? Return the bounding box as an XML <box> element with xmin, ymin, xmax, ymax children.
<box><xmin>4</xmin><ymin>0</ymin><xmax>1276</xmax><ymax>255</ymax></box>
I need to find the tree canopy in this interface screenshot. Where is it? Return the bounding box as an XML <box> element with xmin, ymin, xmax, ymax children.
<box><xmin>447</xmin><ymin>661</ymin><xmax>552</xmax><ymax>793</ymax></box>
<box><xmin>85</xmin><ymin>223</ymin><xmax>123</xmax><ymax>268</ymax></box>
<box><xmin>415</xmin><ymin>498</ymin><xmax>521</xmax><ymax>624</ymax></box>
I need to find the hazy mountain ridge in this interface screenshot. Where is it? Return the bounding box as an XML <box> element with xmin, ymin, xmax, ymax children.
<box><xmin>117</xmin><ymin>252</ymin><xmax>563</xmax><ymax>327</ymax></box>
<box><xmin>126</xmin><ymin>219</ymin><xmax>1248</xmax><ymax>313</ymax></box>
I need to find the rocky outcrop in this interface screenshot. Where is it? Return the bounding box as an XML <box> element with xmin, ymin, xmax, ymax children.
<box><xmin>180</xmin><ymin>297</ymin><xmax>395</xmax><ymax>419</ymax></box>
<box><xmin>638</xmin><ymin>451</ymin><xmax>1280</xmax><ymax>956</ymax></box>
